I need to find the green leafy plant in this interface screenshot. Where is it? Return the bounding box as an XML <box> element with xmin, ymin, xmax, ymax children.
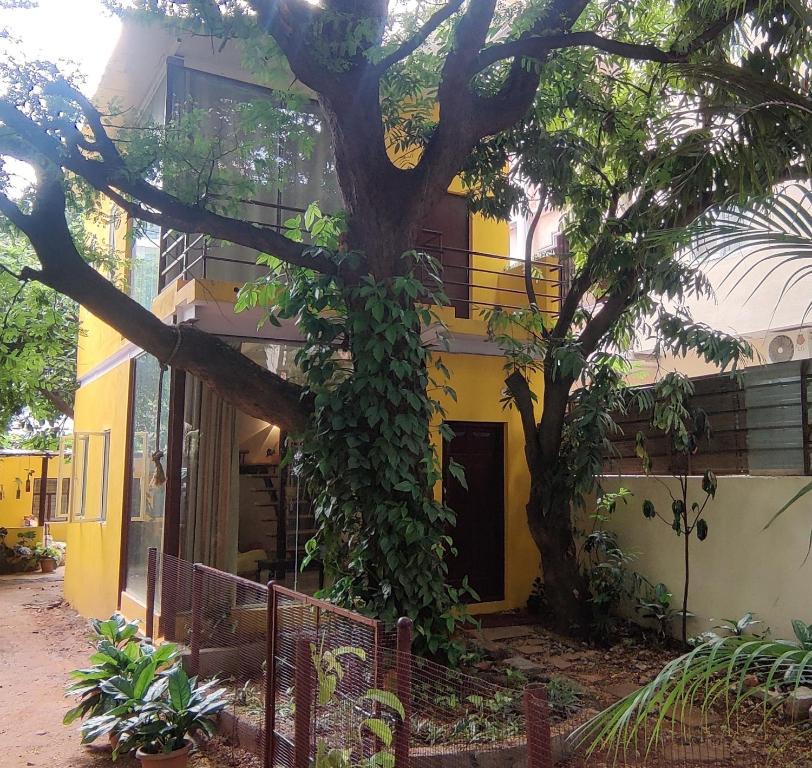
<box><xmin>78</xmin><ymin>643</ymin><xmax>176</xmax><ymax>747</ymax></box>
<box><xmin>241</xmin><ymin>213</ymin><xmax>475</xmax><ymax>659</ymax></box>
<box><xmin>412</xmin><ymin>690</ymin><xmax>522</xmax><ymax>746</ymax></box>
<box><xmin>577</xmin><ymin>490</ymin><xmax>639</xmax><ymax>640</ymax></box>
<box><xmin>635</xmin><ymin>581</ymin><xmax>690</xmax><ymax>640</ymax></box>
<box><xmin>0</xmin><ymin>530</ymin><xmax>40</xmax><ymax>573</ymax></box>
<box><xmin>0</xmin><ymin>226</ymin><xmax>80</xmax><ymax>448</ymax></box>
<box><xmin>112</xmin><ymin>666</ymin><xmax>227</xmax><ymax>757</ymax></box>
<box><xmin>33</xmin><ymin>544</ymin><xmax>61</xmax><ymax>562</ymax></box>
<box><xmin>573</xmin><ymin>619</ymin><xmax>812</xmax><ymax>756</ymax></box>
<box><xmin>310</xmin><ymin>643</ymin><xmax>404</xmax><ymax>768</ymax></box>
<box><xmin>715</xmin><ymin>612</ymin><xmax>763</xmax><ymax>638</ymax></box>
<box><xmin>64</xmin><ymin>614</ymin><xmax>178</xmax><ymax>733</ymax></box>
<box><xmin>791</xmin><ymin>620</ymin><xmax>812</xmax><ymax>650</ymax></box>
<box><xmin>546</xmin><ymin>677</ymin><xmax>583</xmax><ymax>720</ymax></box>
<box><xmin>634</xmin><ymin>373</ymin><xmax>719</xmax><ymax>644</ymax></box>
<box><xmin>690</xmin><ymin>611</ymin><xmax>767</xmax><ymax>646</ymax></box>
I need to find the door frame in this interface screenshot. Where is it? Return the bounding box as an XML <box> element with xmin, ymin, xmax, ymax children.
<box><xmin>441</xmin><ymin>420</ymin><xmax>506</xmax><ymax>603</ymax></box>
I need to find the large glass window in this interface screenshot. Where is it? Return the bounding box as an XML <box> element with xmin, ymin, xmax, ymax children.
<box><xmin>161</xmin><ymin>65</ymin><xmax>342</xmax><ymax>284</ymax></box>
<box><xmin>125</xmin><ymin>354</ymin><xmax>169</xmax><ymax>602</ymax></box>
<box><xmin>61</xmin><ymin>432</ymin><xmax>110</xmax><ymax>522</ymax></box>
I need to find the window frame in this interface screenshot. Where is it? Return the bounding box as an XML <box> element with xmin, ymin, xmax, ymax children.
<box><xmin>65</xmin><ymin>430</ymin><xmax>111</xmax><ymax>523</ymax></box>
<box><xmin>32</xmin><ymin>477</ymin><xmax>71</xmax><ymax>522</ymax></box>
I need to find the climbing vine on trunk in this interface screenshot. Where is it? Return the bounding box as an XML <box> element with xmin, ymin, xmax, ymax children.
<box><xmin>238</xmin><ymin>210</ymin><xmax>473</xmax><ymax>658</ymax></box>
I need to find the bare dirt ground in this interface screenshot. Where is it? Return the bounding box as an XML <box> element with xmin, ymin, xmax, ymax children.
<box><xmin>0</xmin><ymin>572</ymin><xmax>258</xmax><ymax>768</ymax></box>
<box><xmin>0</xmin><ymin>568</ymin><xmax>114</xmax><ymax>768</ymax></box>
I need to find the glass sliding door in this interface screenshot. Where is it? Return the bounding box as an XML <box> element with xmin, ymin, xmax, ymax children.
<box><xmin>124</xmin><ymin>354</ymin><xmax>169</xmax><ymax>602</ymax></box>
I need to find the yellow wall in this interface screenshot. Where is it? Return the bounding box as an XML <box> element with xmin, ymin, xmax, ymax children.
<box><xmin>433</xmin><ymin>352</ymin><xmax>543</xmax><ymax>613</ymax></box>
<box><xmin>63</xmin><ymin>361</ymin><xmax>131</xmax><ymax>619</ymax></box>
<box><xmin>76</xmin><ymin>203</ymin><xmax>130</xmax><ymax>379</ymax></box>
<box><xmin>0</xmin><ymin>455</ymin><xmax>45</xmax><ymax>528</ymax></box>
<box><xmin>598</xmin><ymin>474</ymin><xmax>812</xmax><ymax>639</ymax></box>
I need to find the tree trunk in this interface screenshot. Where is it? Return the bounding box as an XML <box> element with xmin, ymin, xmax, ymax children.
<box><xmin>526</xmin><ymin>476</ymin><xmax>593</xmax><ymax>634</ymax></box>
<box><xmin>506</xmin><ymin>368</ymin><xmax>593</xmax><ymax>635</ymax></box>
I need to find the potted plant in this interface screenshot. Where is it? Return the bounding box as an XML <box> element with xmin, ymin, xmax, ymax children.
<box><xmin>35</xmin><ymin>544</ymin><xmax>62</xmax><ymax>573</ymax></box>
<box><xmin>80</xmin><ymin>645</ymin><xmax>179</xmax><ymax>751</ymax></box>
<box><xmin>65</xmin><ymin>613</ymin><xmax>178</xmax><ymax>752</ymax></box>
<box><xmin>114</xmin><ymin>666</ymin><xmax>227</xmax><ymax>767</ymax></box>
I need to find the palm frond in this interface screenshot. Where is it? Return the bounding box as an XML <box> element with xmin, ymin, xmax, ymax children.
<box><xmin>692</xmin><ymin>182</ymin><xmax>812</xmax><ymax>263</ymax></box>
<box><xmin>570</xmin><ymin>634</ymin><xmax>812</xmax><ymax>757</ymax></box>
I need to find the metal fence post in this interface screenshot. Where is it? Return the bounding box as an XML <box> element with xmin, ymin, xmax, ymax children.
<box><xmin>294</xmin><ymin>635</ymin><xmax>313</xmax><ymax>768</ymax></box>
<box><xmin>394</xmin><ymin>617</ymin><xmax>413</xmax><ymax>768</ymax></box>
<box><xmin>145</xmin><ymin>547</ymin><xmax>157</xmax><ymax>641</ymax></box>
<box><xmin>369</xmin><ymin>619</ymin><xmax>384</xmax><ymax>756</ymax></box>
<box><xmin>264</xmin><ymin>581</ymin><xmax>277</xmax><ymax>768</ymax></box>
<box><xmin>524</xmin><ymin>684</ymin><xmax>554</xmax><ymax>768</ymax></box>
<box><xmin>190</xmin><ymin>563</ymin><xmax>203</xmax><ymax>676</ymax></box>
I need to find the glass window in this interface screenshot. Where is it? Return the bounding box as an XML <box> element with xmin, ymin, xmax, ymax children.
<box><xmin>162</xmin><ymin>66</ymin><xmax>342</xmax><ymax>284</ymax></box>
<box><xmin>32</xmin><ymin>478</ymin><xmax>71</xmax><ymax>521</ymax></box>
<box><xmin>129</xmin><ymin>221</ymin><xmax>161</xmax><ymax>309</ymax></box>
<box><xmin>67</xmin><ymin>431</ymin><xmax>110</xmax><ymax>522</ymax></box>
<box><xmin>178</xmin><ymin>68</ymin><xmax>342</xmax><ymax>219</ymax></box>
<box><xmin>125</xmin><ymin>354</ymin><xmax>169</xmax><ymax>602</ymax></box>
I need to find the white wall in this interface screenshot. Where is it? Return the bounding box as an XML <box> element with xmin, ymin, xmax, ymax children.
<box><xmin>597</xmin><ymin>474</ymin><xmax>812</xmax><ymax>640</ymax></box>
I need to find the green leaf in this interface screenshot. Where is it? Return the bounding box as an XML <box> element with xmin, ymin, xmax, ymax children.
<box><xmin>360</xmin><ymin>718</ymin><xmax>393</xmax><ymax>747</ymax></box>
<box><xmin>133</xmin><ymin>659</ymin><xmax>157</xmax><ymax>700</ymax></box>
<box><xmin>447</xmin><ymin>458</ymin><xmax>467</xmax><ymax>490</ymax></box>
<box><xmin>166</xmin><ymin>666</ymin><xmax>191</xmax><ymax>710</ymax></box>
<box><xmin>365</xmin><ymin>689</ymin><xmax>405</xmax><ymax>720</ymax></box>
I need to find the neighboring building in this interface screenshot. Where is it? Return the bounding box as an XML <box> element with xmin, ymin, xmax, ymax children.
<box><xmin>62</xmin><ymin>22</ymin><xmax>563</xmax><ymax>624</ymax></box>
<box><xmin>0</xmin><ymin>448</ymin><xmax>68</xmax><ymax>547</ymax></box>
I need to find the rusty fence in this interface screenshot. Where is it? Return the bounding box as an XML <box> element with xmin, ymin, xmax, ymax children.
<box><xmin>145</xmin><ymin>550</ymin><xmax>744</xmax><ymax>768</ymax></box>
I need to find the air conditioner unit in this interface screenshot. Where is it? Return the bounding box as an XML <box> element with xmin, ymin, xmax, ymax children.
<box><xmin>765</xmin><ymin>327</ymin><xmax>812</xmax><ymax>364</ymax></box>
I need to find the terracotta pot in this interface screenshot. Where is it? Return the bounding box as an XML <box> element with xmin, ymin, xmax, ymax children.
<box><xmin>40</xmin><ymin>558</ymin><xmax>57</xmax><ymax>574</ymax></box>
<box><xmin>135</xmin><ymin>739</ymin><xmax>191</xmax><ymax>768</ymax></box>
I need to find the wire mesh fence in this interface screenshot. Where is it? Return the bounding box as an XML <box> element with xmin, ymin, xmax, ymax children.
<box><xmin>144</xmin><ymin>551</ymin><xmax>780</xmax><ymax>768</ymax></box>
<box><xmin>153</xmin><ymin>552</ymin><xmax>269</xmax><ymax>756</ymax></box>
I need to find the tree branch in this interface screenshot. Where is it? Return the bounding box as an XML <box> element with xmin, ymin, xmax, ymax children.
<box><xmin>506</xmin><ymin>369</ymin><xmax>540</xmax><ymax>468</ymax></box>
<box><xmin>524</xmin><ymin>200</ymin><xmax>544</xmax><ymax>310</ymax></box>
<box><xmin>374</xmin><ymin>0</ymin><xmax>466</xmax><ymax>72</ymax></box>
<box><xmin>0</xmin><ymin>91</ymin><xmax>333</xmax><ymax>273</ymax></box>
<box><xmin>577</xmin><ymin>275</ymin><xmax>638</xmax><ymax>356</ymax></box>
<box><xmin>1</xmin><ymin>164</ymin><xmax>312</xmax><ymax>432</ymax></box>
<box><xmin>38</xmin><ymin>388</ymin><xmax>74</xmax><ymax>420</ymax></box>
<box><xmin>474</xmin><ymin>0</ymin><xmax>762</xmax><ymax>73</ymax></box>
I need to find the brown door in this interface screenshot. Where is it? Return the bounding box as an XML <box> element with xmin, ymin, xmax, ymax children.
<box><xmin>442</xmin><ymin>422</ymin><xmax>505</xmax><ymax>602</ymax></box>
<box><xmin>417</xmin><ymin>193</ymin><xmax>470</xmax><ymax>318</ymax></box>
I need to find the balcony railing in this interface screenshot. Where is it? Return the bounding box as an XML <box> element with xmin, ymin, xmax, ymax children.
<box><xmin>158</xmin><ymin>204</ymin><xmax>566</xmax><ymax>318</ymax></box>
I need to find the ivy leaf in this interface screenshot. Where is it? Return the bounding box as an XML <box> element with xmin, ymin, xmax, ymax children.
<box><xmin>447</xmin><ymin>458</ymin><xmax>468</xmax><ymax>490</ymax></box>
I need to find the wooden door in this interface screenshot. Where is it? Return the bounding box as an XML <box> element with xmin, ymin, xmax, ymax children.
<box><xmin>417</xmin><ymin>193</ymin><xmax>470</xmax><ymax>318</ymax></box>
<box><xmin>442</xmin><ymin>422</ymin><xmax>505</xmax><ymax>602</ymax></box>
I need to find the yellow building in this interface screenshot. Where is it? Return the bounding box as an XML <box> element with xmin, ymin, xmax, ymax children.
<box><xmin>63</xmin><ymin>22</ymin><xmax>563</xmax><ymax>623</ymax></box>
<box><xmin>0</xmin><ymin>449</ymin><xmax>69</xmax><ymax>553</ymax></box>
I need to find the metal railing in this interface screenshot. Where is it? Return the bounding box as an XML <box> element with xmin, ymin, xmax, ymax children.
<box><xmin>157</xmin><ymin>203</ymin><xmax>565</xmax><ymax>317</ymax></box>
